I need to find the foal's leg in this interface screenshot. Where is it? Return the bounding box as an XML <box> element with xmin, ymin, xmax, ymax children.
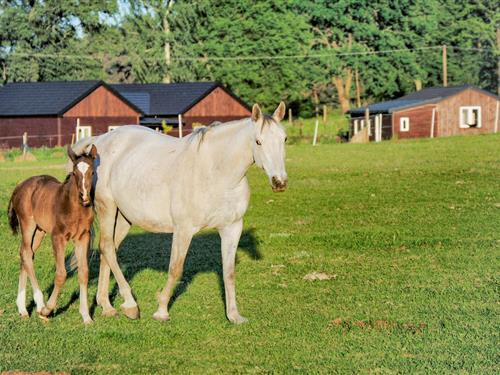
<box><xmin>97</xmin><ymin>205</ymin><xmax>138</xmax><ymax>319</ymax></box>
<box><xmin>74</xmin><ymin>232</ymin><xmax>92</xmax><ymax>324</ymax></box>
<box><xmin>41</xmin><ymin>234</ymin><xmax>67</xmax><ymax>316</ymax></box>
<box><xmin>17</xmin><ymin>228</ymin><xmax>44</xmax><ymax>317</ymax></box>
<box><xmin>219</xmin><ymin>220</ymin><xmax>247</xmax><ymax>324</ymax></box>
<box><xmin>19</xmin><ymin>223</ymin><xmax>46</xmax><ymax>314</ymax></box>
<box><xmin>96</xmin><ymin>212</ymin><xmax>130</xmax><ymax>317</ymax></box>
<box><xmin>153</xmin><ymin>229</ymin><xmax>194</xmax><ymax>321</ymax></box>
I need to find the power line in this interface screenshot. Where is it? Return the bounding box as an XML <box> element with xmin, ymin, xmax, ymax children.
<box><xmin>3</xmin><ymin>45</ymin><xmax>495</xmax><ymax>63</ymax></box>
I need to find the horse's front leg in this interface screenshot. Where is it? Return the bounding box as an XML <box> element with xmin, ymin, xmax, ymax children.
<box><xmin>153</xmin><ymin>229</ymin><xmax>194</xmax><ymax>321</ymax></box>
<box><xmin>41</xmin><ymin>233</ymin><xmax>67</xmax><ymax>317</ymax></box>
<box><xmin>74</xmin><ymin>232</ymin><xmax>92</xmax><ymax>324</ymax></box>
<box><xmin>219</xmin><ymin>219</ymin><xmax>247</xmax><ymax>324</ymax></box>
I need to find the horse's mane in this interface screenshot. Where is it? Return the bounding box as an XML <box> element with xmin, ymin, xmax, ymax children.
<box><xmin>63</xmin><ymin>172</ymin><xmax>73</xmax><ymax>184</ymax></box>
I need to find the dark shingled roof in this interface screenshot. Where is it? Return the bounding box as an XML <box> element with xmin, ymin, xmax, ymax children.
<box><xmin>0</xmin><ymin>80</ymin><xmax>143</xmax><ymax>116</ymax></box>
<box><xmin>110</xmin><ymin>82</ymin><xmax>249</xmax><ymax>116</ymax></box>
<box><xmin>349</xmin><ymin>85</ymin><xmax>498</xmax><ymax>115</ymax></box>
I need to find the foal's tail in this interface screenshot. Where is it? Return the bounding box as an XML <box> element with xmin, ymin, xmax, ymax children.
<box><xmin>7</xmin><ymin>194</ymin><xmax>19</xmax><ymax>235</ymax></box>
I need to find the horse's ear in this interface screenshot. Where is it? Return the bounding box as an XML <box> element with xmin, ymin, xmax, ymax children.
<box><xmin>67</xmin><ymin>145</ymin><xmax>77</xmax><ymax>163</ymax></box>
<box><xmin>273</xmin><ymin>101</ymin><xmax>286</xmax><ymax>122</ymax></box>
<box><xmin>88</xmin><ymin>144</ymin><xmax>97</xmax><ymax>159</ymax></box>
<box><xmin>251</xmin><ymin>104</ymin><xmax>262</xmax><ymax>122</ymax></box>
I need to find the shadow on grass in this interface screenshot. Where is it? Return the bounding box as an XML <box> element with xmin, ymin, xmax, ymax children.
<box><xmin>41</xmin><ymin>228</ymin><xmax>261</xmax><ymax>318</ymax></box>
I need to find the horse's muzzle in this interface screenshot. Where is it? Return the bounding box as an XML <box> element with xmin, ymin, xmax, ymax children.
<box><xmin>271</xmin><ymin>176</ymin><xmax>288</xmax><ymax>192</ymax></box>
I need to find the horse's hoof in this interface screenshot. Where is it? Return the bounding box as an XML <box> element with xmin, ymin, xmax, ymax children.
<box><xmin>153</xmin><ymin>311</ymin><xmax>170</xmax><ymax>322</ymax></box>
<box><xmin>228</xmin><ymin>314</ymin><xmax>248</xmax><ymax>324</ymax></box>
<box><xmin>83</xmin><ymin>318</ymin><xmax>94</xmax><ymax>325</ymax></box>
<box><xmin>19</xmin><ymin>311</ymin><xmax>29</xmax><ymax>318</ymax></box>
<box><xmin>101</xmin><ymin>307</ymin><xmax>118</xmax><ymax>318</ymax></box>
<box><xmin>40</xmin><ymin>307</ymin><xmax>52</xmax><ymax>317</ymax></box>
<box><xmin>121</xmin><ymin>304</ymin><xmax>140</xmax><ymax>320</ymax></box>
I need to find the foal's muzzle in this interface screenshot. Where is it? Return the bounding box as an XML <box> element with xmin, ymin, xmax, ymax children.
<box><xmin>271</xmin><ymin>176</ymin><xmax>288</xmax><ymax>192</ymax></box>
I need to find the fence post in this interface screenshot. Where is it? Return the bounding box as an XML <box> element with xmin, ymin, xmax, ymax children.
<box><xmin>288</xmin><ymin>108</ymin><xmax>293</xmax><ymax>126</ymax></box>
<box><xmin>22</xmin><ymin>132</ymin><xmax>28</xmax><ymax>160</ymax></box>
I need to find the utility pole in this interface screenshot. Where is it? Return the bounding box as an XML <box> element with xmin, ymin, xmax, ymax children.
<box><xmin>163</xmin><ymin>0</ymin><xmax>175</xmax><ymax>84</ymax></box>
<box><xmin>442</xmin><ymin>45</ymin><xmax>448</xmax><ymax>87</ymax></box>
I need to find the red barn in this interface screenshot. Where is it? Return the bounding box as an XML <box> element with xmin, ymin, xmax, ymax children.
<box><xmin>111</xmin><ymin>82</ymin><xmax>251</xmax><ymax>137</ymax></box>
<box><xmin>349</xmin><ymin>85</ymin><xmax>499</xmax><ymax>141</ymax></box>
<box><xmin>0</xmin><ymin>81</ymin><xmax>142</xmax><ymax>148</ymax></box>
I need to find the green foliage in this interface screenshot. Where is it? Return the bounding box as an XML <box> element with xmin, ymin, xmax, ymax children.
<box><xmin>0</xmin><ymin>135</ymin><xmax>498</xmax><ymax>372</ymax></box>
<box><xmin>0</xmin><ymin>0</ymin><xmax>497</xmax><ymax>114</ymax></box>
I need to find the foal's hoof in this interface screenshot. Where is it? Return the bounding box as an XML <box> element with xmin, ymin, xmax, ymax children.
<box><xmin>152</xmin><ymin>311</ymin><xmax>170</xmax><ymax>322</ymax></box>
<box><xmin>19</xmin><ymin>311</ymin><xmax>29</xmax><ymax>319</ymax></box>
<box><xmin>101</xmin><ymin>307</ymin><xmax>118</xmax><ymax>318</ymax></box>
<box><xmin>37</xmin><ymin>314</ymin><xmax>50</xmax><ymax>323</ymax></box>
<box><xmin>83</xmin><ymin>318</ymin><xmax>94</xmax><ymax>325</ymax></box>
<box><xmin>228</xmin><ymin>314</ymin><xmax>248</xmax><ymax>324</ymax></box>
<box><xmin>40</xmin><ymin>307</ymin><xmax>52</xmax><ymax>317</ymax></box>
<box><xmin>121</xmin><ymin>304</ymin><xmax>140</xmax><ymax>320</ymax></box>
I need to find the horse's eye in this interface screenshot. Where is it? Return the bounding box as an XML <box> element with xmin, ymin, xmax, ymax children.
<box><xmin>285</xmin><ymin>137</ymin><xmax>288</xmax><ymax>143</ymax></box>
<box><xmin>256</xmin><ymin>140</ymin><xmax>262</xmax><ymax>146</ymax></box>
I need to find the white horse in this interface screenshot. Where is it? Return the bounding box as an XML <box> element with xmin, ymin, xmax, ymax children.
<box><xmin>72</xmin><ymin>102</ymin><xmax>288</xmax><ymax>323</ymax></box>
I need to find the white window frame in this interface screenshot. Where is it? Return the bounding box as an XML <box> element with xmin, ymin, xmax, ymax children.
<box><xmin>353</xmin><ymin>119</ymin><xmax>359</xmax><ymax>134</ymax></box>
<box><xmin>400</xmin><ymin>117</ymin><xmax>410</xmax><ymax>132</ymax></box>
<box><xmin>76</xmin><ymin>125</ymin><xmax>92</xmax><ymax>141</ymax></box>
<box><xmin>459</xmin><ymin>106</ymin><xmax>481</xmax><ymax>128</ymax></box>
<box><xmin>108</xmin><ymin>125</ymin><xmax>120</xmax><ymax>132</ymax></box>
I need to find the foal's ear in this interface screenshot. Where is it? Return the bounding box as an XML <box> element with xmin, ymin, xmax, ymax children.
<box><xmin>88</xmin><ymin>144</ymin><xmax>97</xmax><ymax>159</ymax></box>
<box><xmin>67</xmin><ymin>145</ymin><xmax>78</xmax><ymax>163</ymax></box>
<box><xmin>273</xmin><ymin>101</ymin><xmax>286</xmax><ymax>122</ymax></box>
<box><xmin>251</xmin><ymin>104</ymin><xmax>262</xmax><ymax>122</ymax></box>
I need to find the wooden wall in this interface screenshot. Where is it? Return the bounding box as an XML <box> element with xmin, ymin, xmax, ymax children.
<box><xmin>392</xmin><ymin>104</ymin><xmax>437</xmax><ymax>139</ymax></box>
<box><xmin>184</xmin><ymin>87</ymin><xmax>250</xmax><ymax>124</ymax></box>
<box><xmin>0</xmin><ymin>117</ymin><xmax>59</xmax><ymax>148</ymax></box>
<box><xmin>436</xmin><ymin>88</ymin><xmax>498</xmax><ymax>137</ymax></box>
<box><xmin>64</xmin><ymin>85</ymin><xmax>141</xmax><ymax>118</ymax></box>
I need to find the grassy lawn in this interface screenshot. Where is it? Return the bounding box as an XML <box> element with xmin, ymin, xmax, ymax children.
<box><xmin>0</xmin><ymin>134</ymin><xmax>498</xmax><ymax>373</ymax></box>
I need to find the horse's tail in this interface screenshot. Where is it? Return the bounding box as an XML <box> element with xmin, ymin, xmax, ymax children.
<box><xmin>7</xmin><ymin>193</ymin><xmax>19</xmax><ymax>235</ymax></box>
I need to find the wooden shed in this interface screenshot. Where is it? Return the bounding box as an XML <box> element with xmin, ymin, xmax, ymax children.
<box><xmin>349</xmin><ymin>85</ymin><xmax>499</xmax><ymax>141</ymax></box>
<box><xmin>111</xmin><ymin>82</ymin><xmax>251</xmax><ymax>136</ymax></box>
<box><xmin>0</xmin><ymin>81</ymin><xmax>142</xmax><ymax>148</ymax></box>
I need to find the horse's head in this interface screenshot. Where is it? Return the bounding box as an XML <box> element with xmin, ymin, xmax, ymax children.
<box><xmin>68</xmin><ymin>144</ymin><xmax>97</xmax><ymax>206</ymax></box>
<box><xmin>251</xmin><ymin>102</ymin><xmax>288</xmax><ymax>192</ymax></box>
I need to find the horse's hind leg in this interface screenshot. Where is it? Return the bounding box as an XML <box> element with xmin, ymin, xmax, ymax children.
<box><xmin>153</xmin><ymin>228</ymin><xmax>194</xmax><ymax>321</ymax></box>
<box><xmin>74</xmin><ymin>231</ymin><xmax>92</xmax><ymax>324</ymax></box>
<box><xmin>19</xmin><ymin>223</ymin><xmax>46</xmax><ymax>314</ymax></box>
<box><xmin>96</xmin><ymin>211</ymin><xmax>130</xmax><ymax>317</ymax></box>
<box><xmin>41</xmin><ymin>234</ymin><xmax>67</xmax><ymax>316</ymax></box>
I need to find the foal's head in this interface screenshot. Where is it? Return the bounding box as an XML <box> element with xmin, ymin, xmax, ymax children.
<box><xmin>251</xmin><ymin>102</ymin><xmax>288</xmax><ymax>192</ymax></box>
<box><xmin>68</xmin><ymin>144</ymin><xmax>97</xmax><ymax>206</ymax></box>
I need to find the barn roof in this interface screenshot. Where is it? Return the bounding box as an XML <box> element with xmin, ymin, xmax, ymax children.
<box><xmin>110</xmin><ymin>82</ymin><xmax>250</xmax><ymax>116</ymax></box>
<box><xmin>0</xmin><ymin>80</ymin><xmax>143</xmax><ymax>117</ymax></box>
<box><xmin>349</xmin><ymin>85</ymin><xmax>498</xmax><ymax>115</ymax></box>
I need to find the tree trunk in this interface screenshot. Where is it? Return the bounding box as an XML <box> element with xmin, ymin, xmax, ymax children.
<box><xmin>333</xmin><ymin>68</ymin><xmax>352</xmax><ymax>113</ymax></box>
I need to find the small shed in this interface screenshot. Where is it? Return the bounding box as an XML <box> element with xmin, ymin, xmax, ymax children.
<box><xmin>0</xmin><ymin>81</ymin><xmax>142</xmax><ymax>148</ymax></box>
<box><xmin>349</xmin><ymin>85</ymin><xmax>499</xmax><ymax>141</ymax></box>
<box><xmin>111</xmin><ymin>82</ymin><xmax>251</xmax><ymax>136</ymax></box>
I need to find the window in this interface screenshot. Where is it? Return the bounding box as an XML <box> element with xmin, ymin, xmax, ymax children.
<box><xmin>459</xmin><ymin>106</ymin><xmax>481</xmax><ymax>128</ymax></box>
<box><xmin>108</xmin><ymin>125</ymin><xmax>120</xmax><ymax>132</ymax></box>
<box><xmin>76</xmin><ymin>126</ymin><xmax>92</xmax><ymax>141</ymax></box>
<box><xmin>400</xmin><ymin>117</ymin><xmax>410</xmax><ymax>132</ymax></box>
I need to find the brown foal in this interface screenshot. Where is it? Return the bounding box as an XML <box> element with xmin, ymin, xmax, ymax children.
<box><xmin>7</xmin><ymin>145</ymin><xmax>97</xmax><ymax>324</ymax></box>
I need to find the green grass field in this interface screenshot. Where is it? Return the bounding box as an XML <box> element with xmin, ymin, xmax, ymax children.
<box><xmin>0</xmin><ymin>134</ymin><xmax>498</xmax><ymax>373</ymax></box>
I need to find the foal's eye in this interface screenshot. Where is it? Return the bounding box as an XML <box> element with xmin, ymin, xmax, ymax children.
<box><xmin>256</xmin><ymin>140</ymin><xmax>262</xmax><ymax>146</ymax></box>
<box><xmin>285</xmin><ymin>137</ymin><xmax>288</xmax><ymax>143</ymax></box>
